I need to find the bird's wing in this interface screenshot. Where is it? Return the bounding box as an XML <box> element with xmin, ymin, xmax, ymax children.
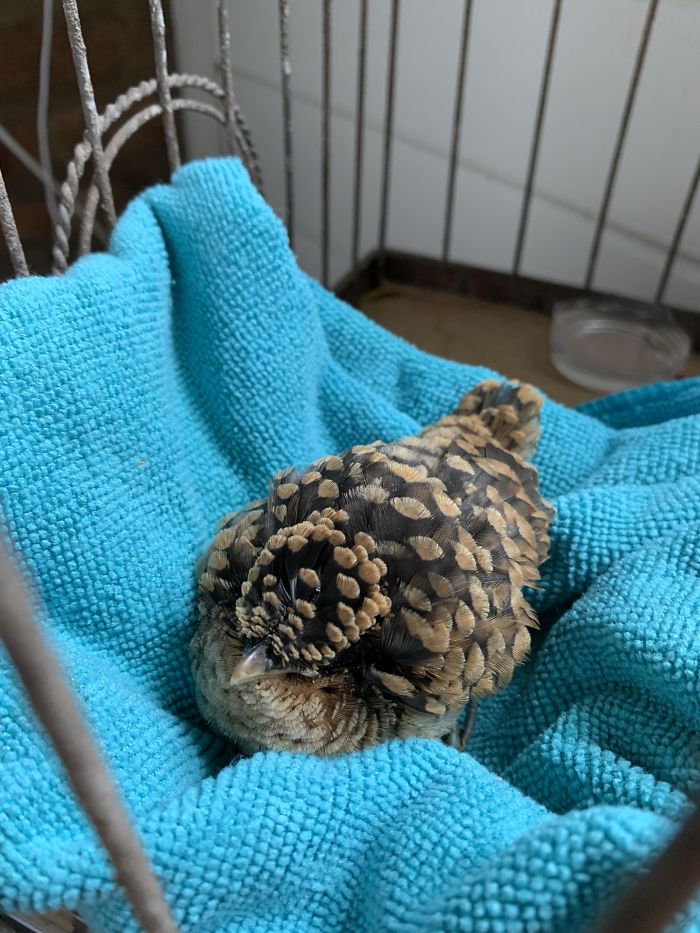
<box><xmin>197</xmin><ymin>498</ymin><xmax>268</xmax><ymax>616</ymax></box>
<box><xmin>359</xmin><ymin>393</ymin><xmax>554</xmax><ymax>713</ymax></box>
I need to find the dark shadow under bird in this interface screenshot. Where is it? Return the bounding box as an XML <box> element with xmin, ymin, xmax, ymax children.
<box><xmin>191</xmin><ymin>380</ymin><xmax>554</xmax><ymax>756</ymax></box>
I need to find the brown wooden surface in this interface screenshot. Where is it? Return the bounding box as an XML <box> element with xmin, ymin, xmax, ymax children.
<box><xmin>361</xmin><ymin>283</ymin><xmax>700</xmax><ymax>407</ymax></box>
<box><xmin>0</xmin><ymin>912</ymin><xmax>80</xmax><ymax>932</ymax></box>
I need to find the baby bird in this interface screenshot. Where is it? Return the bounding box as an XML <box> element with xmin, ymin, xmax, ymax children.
<box><xmin>191</xmin><ymin>380</ymin><xmax>554</xmax><ymax>756</ymax></box>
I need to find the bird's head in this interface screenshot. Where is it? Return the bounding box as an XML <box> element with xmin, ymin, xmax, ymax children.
<box><xmin>192</xmin><ymin>454</ymin><xmax>468</xmax><ymax>756</ymax></box>
<box><xmin>227</xmin><ymin>507</ymin><xmax>391</xmax><ymax>686</ymax></box>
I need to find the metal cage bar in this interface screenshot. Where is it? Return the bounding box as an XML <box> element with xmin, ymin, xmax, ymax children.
<box><xmin>351</xmin><ymin>0</ymin><xmax>368</xmax><ymax>271</ymax></box>
<box><xmin>0</xmin><ymin>168</ymin><xmax>29</xmax><ymax>277</ymax></box>
<box><xmin>0</xmin><ymin>539</ymin><xmax>178</xmax><ymax>933</ymax></box>
<box><xmin>50</xmin><ymin>74</ymin><xmax>232</xmax><ymax>272</ymax></box>
<box><xmin>597</xmin><ymin>799</ymin><xmax>700</xmax><ymax>933</ymax></box>
<box><xmin>378</xmin><ymin>0</ymin><xmax>401</xmax><ymax>275</ymax></box>
<box><xmin>278</xmin><ymin>0</ymin><xmax>294</xmax><ymax>247</ymax></box>
<box><xmin>148</xmin><ymin>0</ymin><xmax>182</xmax><ymax>174</ymax></box>
<box><xmin>512</xmin><ymin>0</ymin><xmax>562</xmax><ymax>277</ymax></box>
<box><xmin>61</xmin><ymin>0</ymin><xmax>116</xmax><ymax>227</ymax></box>
<box><xmin>442</xmin><ymin>0</ymin><xmax>473</xmax><ymax>263</ymax></box>
<box><xmin>38</xmin><ymin>0</ymin><xmax>59</xmax><ymax>226</ymax></box>
<box><xmin>218</xmin><ymin>0</ymin><xmax>242</xmax><ymax>160</ymax></box>
<box><xmin>80</xmin><ymin>97</ymin><xmax>226</xmax><ymax>255</ymax></box>
<box><xmin>217</xmin><ymin>0</ymin><xmax>264</xmax><ymax>192</ymax></box>
<box><xmin>1</xmin><ymin>5</ymin><xmax>700</xmax><ymax>931</ymax></box>
<box><xmin>584</xmin><ymin>0</ymin><xmax>659</xmax><ymax>290</ymax></box>
<box><xmin>321</xmin><ymin>0</ymin><xmax>332</xmax><ymax>286</ymax></box>
<box><xmin>655</xmin><ymin>151</ymin><xmax>700</xmax><ymax>306</ymax></box>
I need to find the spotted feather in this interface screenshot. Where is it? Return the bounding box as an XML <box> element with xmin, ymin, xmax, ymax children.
<box><xmin>191</xmin><ymin>380</ymin><xmax>554</xmax><ymax>755</ymax></box>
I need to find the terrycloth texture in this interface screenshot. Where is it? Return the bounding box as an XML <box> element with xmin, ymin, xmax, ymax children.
<box><xmin>1</xmin><ymin>158</ymin><xmax>699</xmax><ymax>933</ymax></box>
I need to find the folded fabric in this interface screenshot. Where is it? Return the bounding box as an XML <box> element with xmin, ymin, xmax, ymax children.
<box><xmin>1</xmin><ymin>157</ymin><xmax>698</xmax><ymax>932</ymax></box>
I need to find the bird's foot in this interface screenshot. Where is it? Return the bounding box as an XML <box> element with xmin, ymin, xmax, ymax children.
<box><xmin>444</xmin><ymin>701</ymin><xmax>478</xmax><ymax>752</ymax></box>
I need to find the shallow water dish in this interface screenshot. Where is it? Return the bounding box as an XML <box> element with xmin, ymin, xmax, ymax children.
<box><xmin>550</xmin><ymin>298</ymin><xmax>691</xmax><ymax>394</ymax></box>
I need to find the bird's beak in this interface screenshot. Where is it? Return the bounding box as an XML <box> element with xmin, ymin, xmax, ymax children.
<box><xmin>229</xmin><ymin>644</ymin><xmax>273</xmax><ymax>686</ymax></box>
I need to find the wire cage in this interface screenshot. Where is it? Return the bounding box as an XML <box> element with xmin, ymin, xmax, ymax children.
<box><xmin>1</xmin><ymin>2</ymin><xmax>700</xmax><ymax>932</ymax></box>
<box><xmin>2</xmin><ymin>0</ymin><xmax>700</xmax><ymax>330</ymax></box>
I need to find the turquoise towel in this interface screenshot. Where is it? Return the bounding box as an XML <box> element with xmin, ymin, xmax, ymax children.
<box><xmin>1</xmin><ymin>158</ymin><xmax>699</xmax><ymax>932</ymax></box>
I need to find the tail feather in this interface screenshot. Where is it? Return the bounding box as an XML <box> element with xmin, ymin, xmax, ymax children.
<box><xmin>455</xmin><ymin>380</ymin><xmax>543</xmax><ymax>459</ymax></box>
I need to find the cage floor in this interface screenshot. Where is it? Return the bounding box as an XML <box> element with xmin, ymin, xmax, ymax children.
<box><xmin>360</xmin><ymin>284</ymin><xmax>700</xmax><ymax>407</ymax></box>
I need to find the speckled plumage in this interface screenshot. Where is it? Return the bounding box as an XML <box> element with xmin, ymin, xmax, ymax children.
<box><xmin>191</xmin><ymin>380</ymin><xmax>554</xmax><ymax>755</ymax></box>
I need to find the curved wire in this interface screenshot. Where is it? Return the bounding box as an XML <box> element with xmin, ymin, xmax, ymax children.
<box><xmin>79</xmin><ymin>98</ymin><xmax>226</xmax><ymax>255</ymax></box>
<box><xmin>51</xmin><ymin>73</ymin><xmax>258</xmax><ymax>273</ymax></box>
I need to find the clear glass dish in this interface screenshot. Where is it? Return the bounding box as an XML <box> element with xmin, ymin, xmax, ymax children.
<box><xmin>550</xmin><ymin>298</ymin><xmax>691</xmax><ymax>394</ymax></box>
